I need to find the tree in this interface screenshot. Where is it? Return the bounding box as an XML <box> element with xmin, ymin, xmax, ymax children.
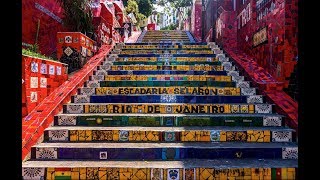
<box><xmin>57</xmin><ymin>0</ymin><xmax>94</xmax><ymax>35</ymax></box>
<box><xmin>137</xmin><ymin>0</ymin><xmax>153</xmax><ymax>17</ymax></box>
<box><xmin>126</xmin><ymin>0</ymin><xmax>139</xmax><ymax>14</ymax></box>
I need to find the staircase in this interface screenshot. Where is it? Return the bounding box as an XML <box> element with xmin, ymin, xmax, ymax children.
<box><xmin>22</xmin><ymin>30</ymin><xmax>298</xmax><ymax>180</ymax></box>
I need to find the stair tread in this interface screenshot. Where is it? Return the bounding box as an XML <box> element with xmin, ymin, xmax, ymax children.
<box><xmin>22</xmin><ymin>159</ymin><xmax>298</xmax><ymax>168</ymax></box>
<box><xmin>34</xmin><ymin>142</ymin><xmax>297</xmax><ymax>148</ymax></box>
<box><xmin>46</xmin><ymin>126</ymin><xmax>294</xmax><ymax>131</ymax></box>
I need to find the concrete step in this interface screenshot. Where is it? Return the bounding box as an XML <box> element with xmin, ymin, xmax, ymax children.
<box><xmin>54</xmin><ymin>113</ymin><xmax>284</xmax><ymax>127</ymax></box>
<box><xmin>63</xmin><ymin>103</ymin><xmax>274</xmax><ymax>114</ymax></box>
<box><xmin>71</xmin><ymin>95</ymin><xmax>264</xmax><ymax>104</ymax></box>
<box><xmin>22</xmin><ymin>159</ymin><xmax>297</xmax><ymax>180</ymax></box>
<box><xmin>31</xmin><ymin>142</ymin><xmax>298</xmax><ymax>160</ymax></box>
<box><xmin>44</xmin><ymin>126</ymin><xmax>295</xmax><ymax>143</ymax></box>
<box><xmin>77</xmin><ymin>87</ymin><xmax>256</xmax><ymax>96</ymax></box>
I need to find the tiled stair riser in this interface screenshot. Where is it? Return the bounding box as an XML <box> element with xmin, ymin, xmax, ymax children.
<box><xmin>54</xmin><ymin>115</ymin><xmax>283</xmax><ymax>127</ymax></box>
<box><xmin>44</xmin><ymin>129</ymin><xmax>294</xmax><ymax>143</ymax></box>
<box><xmin>22</xmin><ymin>167</ymin><xmax>298</xmax><ymax>180</ymax></box>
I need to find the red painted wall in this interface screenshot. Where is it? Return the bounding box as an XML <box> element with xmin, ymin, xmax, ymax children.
<box><xmin>191</xmin><ymin>0</ymin><xmax>202</xmax><ymax>41</ymax></box>
<box><xmin>213</xmin><ymin>0</ymin><xmax>298</xmax><ymax>88</ymax></box>
<box><xmin>22</xmin><ymin>55</ymin><xmax>68</xmax><ymax>117</ymax></box>
<box><xmin>22</xmin><ymin>0</ymin><xmax>66</xmax><ymax>56</ymax></box>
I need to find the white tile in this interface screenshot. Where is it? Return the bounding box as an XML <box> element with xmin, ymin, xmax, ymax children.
<box><xmin>40</xmin><ymin>77</ymin><xmax>47</xmax><ymax>88</ymax></box>
<box><xmin>66</xmin><ymin>104</ymin><xmax>83</xmax><ymax>114</ymax></box>
<box><xmin>30</xmin><ymin>77</ymin><xmax>38</xmax><ymax>88</ymax></box>
<box><xmin>36</xmin><ymin>147</ymin><xmax>57</xmax><ymax>159</ymax></box>
<box><xmin>22</xmin><ymin>168</ymin><xmax>45</xmax><ymax>180</ymax></box>
<box><xmin>282</xmin><ymin>147</ymin><xmax>298</xmax><ymax>159</ymax></box>
<box><xmin>49</xmin><ymin>130</ymin><xmax>68</xmax><ymax>141</ymax></box>
<box><xmin>255</xmin><ymin>104</ymin><xmax>272</xmax><ymax>113</ymax></box>
<box><xmin>272</xmin><ymin>131</ymin><xmax>292</xmax><ymax>142</ymax></box>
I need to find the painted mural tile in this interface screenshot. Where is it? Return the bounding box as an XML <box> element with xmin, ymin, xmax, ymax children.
<box><xmin>74</xmin><ymin>95</ymin><xmax>90</xmax><ymax>103</ymax></box>
<box><xmin>40</xmin><ymin>77</ymin><xmax>47</xmax><ymax>88</ymax></box>
<box><xmin>56</xmin><ymin>66</ymin><xmax>61</xmax><ymax>75</ymax></box>
<box><xmin>30</xmin><ymin>91</ymin><xmax>38</xmax><ymax>102</ymax></box>
<box><xmin>57</xmin><ymin>115</ymin><xmax>77</xmax><ymax>126</ymax></box>
<box><xmin>36</xmin><ymin>147</ymin><xmax>57</xmax><ymax>159</ymax></box>
<box><xmin>184</xmin><ymin>168</ymin><xmax>196</xmax><ymax>180</ymax></box>
<box><xmin>272</xmin><ymin>131</ymin><xmax>292</xmax><ymax>142</ymax></box>
<box><xmin>92</xmin><ymin>130</ymin><xmax>113</xmax><ymax>141</ymax></box>
<box><xmin>151</xmin><ymin>168</ymin><xmax>163</xmax><ymax>180</ymax></box>
<box><xmin>49</xmin><ymin>130</ymin><xmax>68</xmax><ymax>141</ymax></box>
<box><xmin>31</xmin><ymin>62</ymin><xmax>38</xmax><ymax>72</ymax></box>
<box><xmin>80</xmin><ymin>87</ymin><xmax>95</xmax><ymax>95</ymax></box>
<box><xmin>87</xmin><ymin>80</ymin><xmax>100</xmax><ymax>88</ymax></box>
<box><xmin>167</xmin><ymin>169</ymin><xmax>179</xmax><ymax>180</ymax></box>
<box><xmin>66</xmin><ymin>104</ymin><xmax>84</xmax><ymax>114</ymax></box>
<box><xmin>65</xmin><ymin>36</ymin><xmax>72</xmax><ymax>43</ymax></box>
<box><xmin>263</xmin><ymin>116</ymin><xmax>282</xmax><ymax>126</ymax></box>
<box><xmin>64</xmin><ymin>46</ymin><xmax>73</xmax><ymax>56</ymax></box>
<box><xmin>241</xmin><ymin>88</ymin><xmax>256</xmax><ymax>95</ymax></box>
<box><xmin>210</xmin><ymin>130</ymin><xmax>220</xmax><ymax>141</ymax></box>
<box><xmin>247</xmin><ymin>95</ymin><xmax>263</xmax><ymax>103</ymax></box>
<box><xmin>49</xmin><ymin>65</ymin><xmax>55</xmax><ymax>75</ymax></box>
<box><xmin>30</xmin><ymin>77</ymin><xmax>38</xmax><ymax>88</ymax></box>
<box><xmin>282</xmin><ymin>147</ymin><xmax>298</xmax><ymax>159</ymax></box>
<box><xmin>99</xmin><ymin>151</ymin><xmax>108</xmax><ymax>159</ymax></box>
<box><xmin>119</xmin><ymin>130</ymin><xmax>129</xmax><ymax>141</ymax></box>
<box><xmin>231</xmin><ymin>105</ymin><xmax>240</xmax><ymax>113</ymax></box>
<box><xmin>22</xmin><ymin>167</ymin><xmax>45</xmax><ymax>180</ymax></box>
<box><xmin>40</xmin><ymin>63</ymin><xmax>47</xmax><ymax>74</ymax></box>
<box><xmin>165</xmin><ymin>132</ymin><xmax>176</xmax><ymax>141</ymax></box>
<box><xmin>255</xmin><ymin>104</ymin><xmax>272</xmax><ymax>113</ymax></box>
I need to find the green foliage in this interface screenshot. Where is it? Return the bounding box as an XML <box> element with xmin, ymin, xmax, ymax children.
<box><xmin>22</xmin><ymin>47</ymin><xmax>57</xmax><ymax>61</ymax></box>
<box><xmin>160</xmin><ymin>23</ymin><xmax>178</xmax><ymax>30</ymax></box>
<box><xmin>126</xmin><ymin>0</ymin><xmax>139</xmax><ymax>14</ymax></box>
<box><xmin>57</xmin><ymin>0</ymin><xmax>94</xmax><ymax>34</ymax></box>
<box><xmin>137</xmin><ymin>0</ymin><xmax>153</xmax><ymax>17</ymax></box>
<box><xmin>157</xmin><ymin>0</ymin><xmax>192</xmax><ymax>9</ymax></box>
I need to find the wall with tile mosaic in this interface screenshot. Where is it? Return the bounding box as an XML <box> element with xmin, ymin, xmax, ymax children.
<box><xmin>22</xmin><ymin>55</ymin><xmax>68</xmax><ymax>117</ymax></box>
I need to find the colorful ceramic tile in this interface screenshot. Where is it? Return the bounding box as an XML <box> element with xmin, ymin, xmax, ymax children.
<box><xmin>119</xmin><ymin>130</ymin><xmax>129</xmax><ymax>141</ymax></box>
<box><xmin>92</xmin><ymin>75</ymin><xmax>104</xmax><ymax>81</ymax></box>
<box><xmin>80</xmin><ymin>87</ymin><xmax>95</xmax><ymax>95</ymax></box>
<box><xmin>272</xmin><ymin>131</ymin><xmax>292</xmax><ymax>142</ymax></box>
<box><xmin>210</xmin><ymin>130</ymin><xmax>220</xmax><ymax>141</ymax></box>
<box><xmin>81</xmin><ymin>47</ymin><xmax>87</xmax><ymax>57</ymax></box>
<box><xmin>255</xmin><ymin>104</ymin><xmax>272</xmax><ymax>113</ymax></box>
<box><xmin>31</xmin><ymin>62</ymin><xmax>38</xmax><ymax>72</ymax></box>
<box><xmin>30</xmin><ymin>91</ymin><xmax>37</xmax><ymax>102</ymax></box>
<box><xmin>30</xmin><ymin>77</ymin><xmax>38</xmax><ymax>88</ymax></box>
<box><xmin>263</xmin><ymin>116</ymin><xmax>282</xmax><ymax>126</ymax></box>
<box><xmin>184</xmin><ymin>168</ymin><xmax>196</xmax><ymax>180</ymax></box>
<box><xmin>151</xmin><ymin>168</ymin><xmax>163</xmax><ymax>180</ymax></box>
<box><xmin>237</xmin><ymin>81</ymin><xmax>250</xmax><ymax>88</ymax></box>
<box><xmin>165</xmin><ymin>132</ymin><xmax>176</xmax><ymax>141</ymax></box>
<box><xmin>99</xmin><ymin>152</ymin><xmax>108</xmax><ymax>159</ymax></box>
<box><xmin>22</xmin><ymin>168</ymin><xmax>45</xmax><ymax>180</ymax></box>
<box><xmin>49</xmin><ymin>65</ymin><xmax>55</xmax><ymax>75</ymax></box>
<box><xmin>64</xmin><ymin>47</ymin><xmax>73</xmax><ymax>56</ymax></box>
<box><xmin>74</xmin><ymin>95</ymin><xmax>90</xmax><ymax>103</ymax></box>
<box><xmin>57</xmin><ymin>115</ymin><xmax>77</xmax><ymax>126</ymax></box>
<box><xmin>65</xmin><ymin>36</ymin><xmax>72</xmax><ymax>43</ymax></box>
<box><xmin>167</xmin><ymin>169</ymin><xmax>179</xmax><ymax>180</ymax></box>
<box><xmin>48</xmin><ymin>130</ymin><xmax>68</xmax><ymax>141</ymax></box>
<box><xmin>40</xmin><ymin>77</ymin><xmax>47</xmax><ymax>88</ymax></box>
<box><xmin>56</xmin><ymin>66</ymin><xmax>62</xmax><ymax>75</ymax></box>
<box><xmin>241</xmin><ymin>88</ymin><xmax>256</xmax><ymax>95</ymax></box>
<box><xmin>247</xmin><ymin>95</ymin><xmax>263</xmax><ymax>103</ymax></box>
<box><xmin>282</xmin><ymin>147</ymin><xmax>298</xmax><ymax>159</ymax></box>
<box><xmin>35</xmin><ymin>147</ymin><xmax>57</xmax><ymax>159</ymax></box>
<box><xmin>240</xmin><ymin>105</ymin><xmax>249</xmax><ymax>113</ymax></box>
<box><xmin>87</xmin><ymin>81</ymin><xmax>100</xmax><ymax>88</ymax></box>
<box><xmin>231</xmin><ymin>105</ymin><xmax>240</xmax><ymax>113</ymax></box>
<box><xmin>66</xmin><ymin>104</ymin><xmax>83</xmax><ymax>114</ymax></box>
<box><xmin>40</xmin><ymin>63</ymin><xmax>47</xmax><ymax>74</ymax></box>
<box><xmin>165</xmin><ymin>105</ymin><xmax>173</xmax><ymax>113</ymax></box>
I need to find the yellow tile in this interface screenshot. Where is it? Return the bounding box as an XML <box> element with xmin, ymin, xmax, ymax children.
<box><xmin>264</xmin><ymin>130</ymin><xmax>270</xmax><ymax>136</ymax></box>
<box><xmin>263</xmin><ymin>175</ymin><xmax>271</xmax><ymax>180</ymax></box>
<box><xmin>281</xmin><ymin>168</ymin><xmax>288</xmax><ymax>179</ymax></box>
<box><xmin>264</xmin><ymin>135</ymin><xmax>271</xmax><ymax>142</ymax></box>
<box><xmin>220</xmin><ymin>131</ymin><xmax>226</xmax><ymax>141</ymax></box>
<box><xmin>85</xmin><ymin>130</ymin><xmax>92</xmax><ymax>141</ymax></box>
<box><xmin>288</xmin><ymin>168</ymin><xmax>295</xmax><ymax>172</ymax></box>
<box><xmin>287</xmin><ymin>171</ymin><xmax>295</xmax><ymax>179</ymax></box>
<box><xmin>243</xmin><ymin>176</ymin><xmax>252</xmax><ymax>180</ymax></box>
<box><xmin>46</xmin><ymin>168</ymin><xmax>55</xmax><ymax>180</ymax></box>
<box><xmin>70</xmin><ymin>130</ymin><xmax>79</xmax><ymax>141</ymax></box>
<box><xmin>113</xmin><ymin>130</ymin><xmax>119</xmax><ymax>141</ymax></box>
<box><xmin>71</xmin><ymin>171</ymin><xmax>80</xmax><ymax>180</ymax></box>
<box><xmin>79</xmin><ymin>168</ymin><xmax>87</xmax><ymax>180</ymax></box>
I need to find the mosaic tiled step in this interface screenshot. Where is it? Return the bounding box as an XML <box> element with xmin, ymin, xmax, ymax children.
<box><xmin>54</xmin><ymin>114</ymin><xmax>284</xmax><ymax>127</ymax></box>
<box><xmin>119</xmin><ymin>51</ymin><xmax>214</xmax><ymax>55</ymax></box>
<box><xmin>71</xmin><ymin>95</ymin><xmax>264</xmax><ymax>104</ymax></box>
<box><xmin>99</xmin><ymin>74</ymin><xmax>230</xmax><ymax>81</ymax></box>
<box><xmin>22</xmin><ymin>160</ymin><xmax>298</xmax><ymax>180</ymax></box>
<box><xmin>86</xmin><ymin>80</ymin><xmax>237</xmax><ymax>87</ymax></box>
<box><xmin>43</xmin><ymin>126</ymin><xmax>295</xmax><ymax>143</ymax></box>
<box><xmin>125</xmin><ymin>42</ymin><xmax>208</xmax><ymax>45</ymax></box>
<box><xmin>78</xmin><ymin>87</ymin><xmax>256</xmax><ymax>96</ymax></box>
<box><xmin>105</xmin><ymin>65</ymin><xmax>223</xmax><ymax>71</ymax></box>
<box><xmin>117</xmin><ymin>54</ymin><xmax>216</xmax><ymax>57</ymax></box>
<box><xmin>112</xmin><ymin>57</ymin><xmax>218</xmax><ymax>62</ymax></box>
<box><xmin>94</xmin><ymin>70</ymin><xmax>228</xmax><ymax>76</ymax></box>
<box><xmin>122</xmin><ymin>45</ymin><xmax>209</xmax><ymax>49</ymax></box>
<box><xmin>121</xmin><ymin>48</ymin><xmax>212</xmax><ymax>51</ymax></box>
<box><xmin>63</xmin><ymin>103</ymin><xmax>274</xmax><ymax>114</ymax></box>
<box><xmin>111</xmin><ymin>61</ymin><xmax>221</xmax><ymax>65</ymax></box>
<box><xmin>31</xmin><ymin>142</ymin><xmax>298</xmax><ymax>160</ymax></box>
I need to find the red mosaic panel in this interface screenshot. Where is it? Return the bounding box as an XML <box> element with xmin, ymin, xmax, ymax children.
<box><xmin>22</xmin><ymin>45</ymin><xmax>113</xmax><ymax>161</ymax></box>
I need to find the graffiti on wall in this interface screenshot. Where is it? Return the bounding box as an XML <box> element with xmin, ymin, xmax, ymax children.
<box><xmin>237</xmin><ymin>3</ymin><xmax>251</xmax><ymax>29</ymax></box>
<box><xmin>256</xmin><ymin>0</ymin><xmax>277</xmax><ymax>21</ymax></box>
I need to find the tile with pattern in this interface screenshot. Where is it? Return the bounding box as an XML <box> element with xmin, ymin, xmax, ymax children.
<box><xmin>22</xmin><ymin>168</ymin><xmax>45</xmax><ymax>180</ymax></box>
<box><xmin>35</xmin><ymin>147</ymin><xmax>57</xmax><ymax>159</ymax></box>
<box><xmin>272</xmin><ymin>131</ymin><xmax>292</xmax><ymax>142</ymax></box>
<box><xmin>48</xmin><ymin>130</ymin><xmax>68</xmax><ymax>141</ymax></box>
<box><xmin>57</xmin><ymin>115</ymin><xmax>77</xmax><ymax>126</ymax></box>
<box><xmin>66</xmin><ymin>104</ymin><xmax>84</xmax><ymax>114</ymax></box>
<box><xmin>282</xmin><ymin>147</ymin><xmax>298</xmax><ymax>159</ymax></box>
